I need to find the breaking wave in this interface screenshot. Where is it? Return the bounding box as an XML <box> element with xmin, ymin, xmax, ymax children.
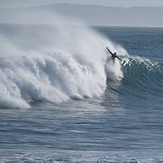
<box><xmin>0</xmin><ymin>24</ymin><xmax>126</xmax><ymax>108</ymax></box>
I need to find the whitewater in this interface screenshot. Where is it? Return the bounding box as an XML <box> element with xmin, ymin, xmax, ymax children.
<box><xmin>1</xmin><ymin>7</ymin><xmax>163</xmax><ymax>162</ymax></box>
<box><xmin>1</xmin><ymin>24</ymin><xmax>163</xmax><ymax>163</ymax></box>
<box><xmin>0</xmin><ymin>24</ymin><xmax>126</xmax><ymax>108</ymax></box>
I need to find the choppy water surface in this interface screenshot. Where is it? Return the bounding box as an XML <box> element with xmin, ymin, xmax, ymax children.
<box><xmin>0</xmin><ymin>25</ymin><xmax>163</xmax><ymax>162</ymax></box>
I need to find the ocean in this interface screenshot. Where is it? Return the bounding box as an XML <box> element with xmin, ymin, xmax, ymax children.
<box><xmin>0</xmin><ymin>24</ymin><xmax>163</xmax><ymax>163</ymax></box>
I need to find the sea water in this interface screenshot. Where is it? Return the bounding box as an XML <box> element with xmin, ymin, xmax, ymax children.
<box><xmin>0</xmin><ymin>24</ymin><xmax>163</xmax><ymax>163</ymax></box>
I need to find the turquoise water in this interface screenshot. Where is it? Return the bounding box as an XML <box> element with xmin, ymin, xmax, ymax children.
<box><xmin>0</xmin><ymin>25</ymin><xmax>163</xmax><ymax>162</ymax></box>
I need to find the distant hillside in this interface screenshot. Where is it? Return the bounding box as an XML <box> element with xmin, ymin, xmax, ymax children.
<box><xmin>0</xmin><ymin>3</ymin><xmax>163</xmax><ymax>27</ymax></box>
<box><xmin>41</xmin><ymin>4</ymin><xmax>163</xmax><ymax>27</ymax></box>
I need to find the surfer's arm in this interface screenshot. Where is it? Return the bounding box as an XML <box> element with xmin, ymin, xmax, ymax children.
<box><xmin>106</xmin><ymin>47</ymin><xmax>113</xmax><ymax>55</ymax></box>
<box><xmin>115</xmin><ymin>56</ymin><xmax>122</xmax><ymax>61</ymax></box>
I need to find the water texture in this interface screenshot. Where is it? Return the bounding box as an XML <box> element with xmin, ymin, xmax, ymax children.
<box><xmin>0</xmin><ymin>25</ymin><xmax>163</xmax><ymax>162</ymax></box>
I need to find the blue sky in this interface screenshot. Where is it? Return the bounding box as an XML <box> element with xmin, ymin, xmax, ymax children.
<box><xmin>0</xmin><ymin>0</ymin><xmax>163</xmax><ymax>8</ymax></box>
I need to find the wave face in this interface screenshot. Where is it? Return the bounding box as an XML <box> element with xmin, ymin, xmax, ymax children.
<box><xmin>121</xmin><ymin>56</ymin><xmax>163</xmax><ymax>100</ymax></box>
<box><xmin>0</xmin><ymin>24</ymin><xmax>126</xmax><ymax>108</ymax></box>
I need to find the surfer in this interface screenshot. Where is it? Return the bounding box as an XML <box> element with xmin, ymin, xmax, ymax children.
<box><xmin>106</xmin><ymin>47</ymin><xmax>122</xmax><ymax>61</ymax></box>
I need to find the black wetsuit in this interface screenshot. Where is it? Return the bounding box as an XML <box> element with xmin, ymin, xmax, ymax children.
<box><xmin>106</xmin><ymin>48</ymin><xmax>122</xmax><ymax>61</ymax></box>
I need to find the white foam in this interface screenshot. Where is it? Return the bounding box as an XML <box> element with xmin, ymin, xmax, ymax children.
<box><xmin>0</xmin><ymin>16</ymin><xmax>125</xmax><ymax>108</ymax></box>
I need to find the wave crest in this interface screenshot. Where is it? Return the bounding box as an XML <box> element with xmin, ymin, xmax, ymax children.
<box><xmin>0</xmin><ymin>24</ymin><xmax>125</xmax><ymax>108</ymax></box>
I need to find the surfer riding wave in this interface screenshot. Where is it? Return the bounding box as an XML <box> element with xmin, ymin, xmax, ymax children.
<box><xmin>106</xmin><ymin>47</ymin><xmax>122</xmax><ymax>61</ymax></box>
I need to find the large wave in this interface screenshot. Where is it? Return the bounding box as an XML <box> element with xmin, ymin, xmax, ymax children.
<box><xmin>121</xmin><ymin>56</ymin><xmax>163</xmax><ymax>100</ymax></box>
<box><xmin>0</xmin><ymin>23</ymin><xmax>126</xmax><ymax>108</ymax></box>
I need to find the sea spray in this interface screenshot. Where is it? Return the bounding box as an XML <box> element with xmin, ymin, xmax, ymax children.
<box><xmin>0</xmin><ymin>23</ymin><xmax>126</xmax><ymax>108</ymax></box>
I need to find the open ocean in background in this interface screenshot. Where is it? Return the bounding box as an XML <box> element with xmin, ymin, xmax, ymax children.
<box><xmin>0</xmin><ymin>24</ymin><xmax>163</xmax><ymax>163</ymax></box>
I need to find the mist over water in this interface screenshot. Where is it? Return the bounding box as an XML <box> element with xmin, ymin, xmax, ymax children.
<box><xmin>1</xmin><ymin>7</ymin><xmax>163</xmax><ymax>162</ymax></box>
<box><xmin>0</xmin><ymin>11</ymin><xmax>127</xmax><ymax>108</ymax></box>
